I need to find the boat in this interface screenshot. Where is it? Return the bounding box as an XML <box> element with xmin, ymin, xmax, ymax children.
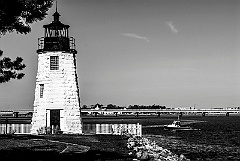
<box><xmin>163</xmin><ymin>120</ymin><xmax>193</xmax><ymax>130</ymax></box>
<box><xmin>163</xmin><ymin>115</ymin><xmax>199</xmax><ymax>131</ymax></box>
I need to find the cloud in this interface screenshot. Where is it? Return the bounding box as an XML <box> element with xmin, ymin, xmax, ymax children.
<box><xmin>165</xmin><ymin>21</ymin><xmax>178</xmax><ymax>33</ymax></box>
<box><xmin>121</xmin><ymin>33</ymin><xmax>149</xmax><ymax>42</ymax></box>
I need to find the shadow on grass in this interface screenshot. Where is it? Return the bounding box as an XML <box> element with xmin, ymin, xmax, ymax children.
<box><xmin>0</xmin><ymin>134</ymin><xmax>45</xmax><ymax>140</ymax></box>
<box><xmin>0</xmin><ymin>148</ymin><xmax>133</xmax><ymax>161</ymax></box>
<box><xmin>0</xmin><ymin>134</ymin><xmax>133</xmax><ymax>161</ymax></box>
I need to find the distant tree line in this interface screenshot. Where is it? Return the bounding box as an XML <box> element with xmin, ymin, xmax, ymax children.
<box><xmin>128</xmin><ymin>104</ymin><xmax>166</xmax><ymax>109</ymax></box>
<box><xmin>81</xmin><ymin>104</ymin><xmax>166</xmax><ymax>110</ymax></box>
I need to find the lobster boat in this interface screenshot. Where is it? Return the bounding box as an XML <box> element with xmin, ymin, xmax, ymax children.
<box><xmin>163</xmin><ymin>120</ymin><xmax>193</xmax><ymax>130</ymax></box>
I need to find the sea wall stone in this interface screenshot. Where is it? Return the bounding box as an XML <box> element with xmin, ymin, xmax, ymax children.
<box><xmin>31</xmin><ymin>51</ymin><xmax>82</xmax><ymax>134</ymax></box>
<box><xmin>127</xmin><ymin>136</ymin><xmax>190</xmax><ymax>161</ymax></box>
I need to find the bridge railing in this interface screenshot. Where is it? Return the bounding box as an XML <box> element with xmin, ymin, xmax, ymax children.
<box><xmin>80</xmin><ymin>108</ymin><xmax>240</xmax><ymax>113</ymax></box>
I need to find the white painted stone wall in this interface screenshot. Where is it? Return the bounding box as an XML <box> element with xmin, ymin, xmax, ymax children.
<box><xmin>31</xmin><ymin>51</ymin><xmax>82</xmax><ymax>134</ymax></box>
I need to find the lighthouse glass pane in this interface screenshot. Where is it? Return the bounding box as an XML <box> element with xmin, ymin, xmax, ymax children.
<box><xmin>40</xmin><ymin>84</ymin><xmax>44</xmax><ymax>98</ymax></box>
<box><xmin>50</xmin><ymin>56</ymin><xmax>59</xmax><ymax>70</ymax></box>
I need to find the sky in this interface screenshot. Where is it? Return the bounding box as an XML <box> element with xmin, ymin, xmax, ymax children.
<box><xmin>1</xmin><ymin>0</ymin><xmax>240</xmax><ymax>110</ymax></box>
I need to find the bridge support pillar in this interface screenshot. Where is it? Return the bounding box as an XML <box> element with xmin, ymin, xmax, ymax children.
<box><xmin>202</xmin><ymin>112</ymin><xmax>206</xmax><ymax>117</ymax></box>
<box><xmin>157</xmin><ymin>112</ymin><xmax>161</xmax><ymax>117</ymax></box>
<box><xmin>135</xmin><ymin>112</ymin><xmax>139</xmax><ymax>117</ymax></box>
<box><xmin>179</xmin><ymin>112</ymin><xmax>183</xmax><ymax>117</ymax></box>
<box><xmin>5</xmin><ymin>118</ymin><xmax>8</xmax><ymax>134</ymax></box>
<box><xmin>226</xmin><ymin>112</ymin><xmax>229</xmax><ymax>116</ymax></box>
<box><xmin>114</xmin><ymin>112</ymin><xmax>118</xmax><ymax>117</ymax></box>
<box><xmin>94</xmin><ymin>112</ymin><xmax>98</xmax><ymax>117</ymax></box>
<box><xmin>13</xmin><ymin>112</ymin><xmax>19</xmax><ymax>118</ymax></box>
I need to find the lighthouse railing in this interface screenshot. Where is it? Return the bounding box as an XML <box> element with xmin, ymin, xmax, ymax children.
<box><xmin>37</xmin><ymin>37</ymin><xmax>45</xmax><ymax>51</ymax></box>
<box><xmin>69</xmin><ymin>37</ymin><xmax>76</xmax><ymax>50</ymax></box>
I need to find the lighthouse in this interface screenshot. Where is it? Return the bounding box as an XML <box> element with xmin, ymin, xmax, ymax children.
<box><xmin>31</xmin><ymin>8</ymin><xmax>82</xmax><ymax>134</ymax></box>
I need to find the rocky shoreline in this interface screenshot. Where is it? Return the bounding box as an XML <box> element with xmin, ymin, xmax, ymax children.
<box><xmin>127</xmin><ymin>135</ymin><xmax>190</xmax><ymax>161</ymax></box>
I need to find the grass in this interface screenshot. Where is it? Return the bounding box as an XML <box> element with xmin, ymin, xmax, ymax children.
<box><xmin>0</xmin><ymin>134</ymin><xmax>133</xmax><ymax>161</ymax></box>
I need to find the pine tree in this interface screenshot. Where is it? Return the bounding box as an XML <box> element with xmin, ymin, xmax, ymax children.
<box><xmin>0</xmin><ymin>0</ymin><xmax>53</xmax><ymax>83</ymax></box>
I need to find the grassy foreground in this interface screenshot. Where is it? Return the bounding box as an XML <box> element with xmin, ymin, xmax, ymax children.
<box><xmin>0</xmin><ymin>116</ymin><xmax>175</xmax><ymax>161</ymax></box>
<box><xmin>0</xmin><ymin>134</ymin><xmax>133</xmax><ymax>161</ymax></box>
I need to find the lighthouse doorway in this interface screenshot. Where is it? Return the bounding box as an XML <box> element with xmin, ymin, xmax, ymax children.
<box><xmin>50</xmin><ymin>109</ymin><xmax>60</xmax><ymax>132</ymax></box>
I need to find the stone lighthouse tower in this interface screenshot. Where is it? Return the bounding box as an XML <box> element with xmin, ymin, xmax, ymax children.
<box><xmin>31</xmin><ymin>8</ymin><xmax>82</xmax><ymax>134</ymax></box>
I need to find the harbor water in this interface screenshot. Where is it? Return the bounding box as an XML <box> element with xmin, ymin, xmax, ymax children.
<box><xmin>144</xmin><ymin>115</ymin><xmax>240</xmax><ymax>161</ymax></box>
<box><xmin>83</xmin><ymin>115</ymin><xmax>240</xmax><ymax>160</ymax></box>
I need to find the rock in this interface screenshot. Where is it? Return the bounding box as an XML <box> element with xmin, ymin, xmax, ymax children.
<box><xmin>179</xmin><ymin>154</ymin><xmax>190</xmax><ymax>161</ymax></box>
<box><xmin>136</xmin><ymin>151</ymin><xmax>143</xmax><ymax>158</ymax></box>
<box><xmin>127</xmin><ymin>135</ymin><xmax>190</xmax><ymax>161</ymax></box>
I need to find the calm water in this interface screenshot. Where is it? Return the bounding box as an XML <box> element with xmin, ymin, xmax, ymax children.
<box><xmin>144</xmin><ymin>115</ymin><xmax>240</xmax><ymax>161</ymax></box>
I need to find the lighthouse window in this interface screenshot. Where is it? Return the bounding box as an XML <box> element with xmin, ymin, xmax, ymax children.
<box><xmin>45</xmin><ymin>28</ymin><xmax>68</xmax><ymax>37</ymax></box>
<box><xmin>50</xmin><ymin>56</ymin><xmax>59</xmax><ymax>70</ymax></box>
<box><xmin>40</xmin><ymin>84</ymin><xmax>44</xmax><ymax>98</ymax></box>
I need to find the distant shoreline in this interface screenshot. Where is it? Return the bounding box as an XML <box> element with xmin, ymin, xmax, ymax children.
<box><xmin>82</xmin><ymin>113</ymin><xmax>240</xmax><ymax>119</ymax></box>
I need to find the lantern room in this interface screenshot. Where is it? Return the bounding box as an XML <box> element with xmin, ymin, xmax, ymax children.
<box><xmin>37</xmin><ymin>10</ymin><xmax>76</xmax><ymax>54</ymax></box>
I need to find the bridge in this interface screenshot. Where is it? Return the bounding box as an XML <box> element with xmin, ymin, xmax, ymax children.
<box><xmin>80</xmin><ymin>108</ymin><xmax>240</xmax><ymax>117</ymax></box>
<box><xmin>1</xmin><ymin>108</ymin><xmax>239</xmax><ymax>117</ymax></box>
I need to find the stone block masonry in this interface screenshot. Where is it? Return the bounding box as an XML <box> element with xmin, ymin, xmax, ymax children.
<box><xmin>31</xmin><ymin>51</ymin><xmax>82</xmax><ymax>134</ymax></box>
